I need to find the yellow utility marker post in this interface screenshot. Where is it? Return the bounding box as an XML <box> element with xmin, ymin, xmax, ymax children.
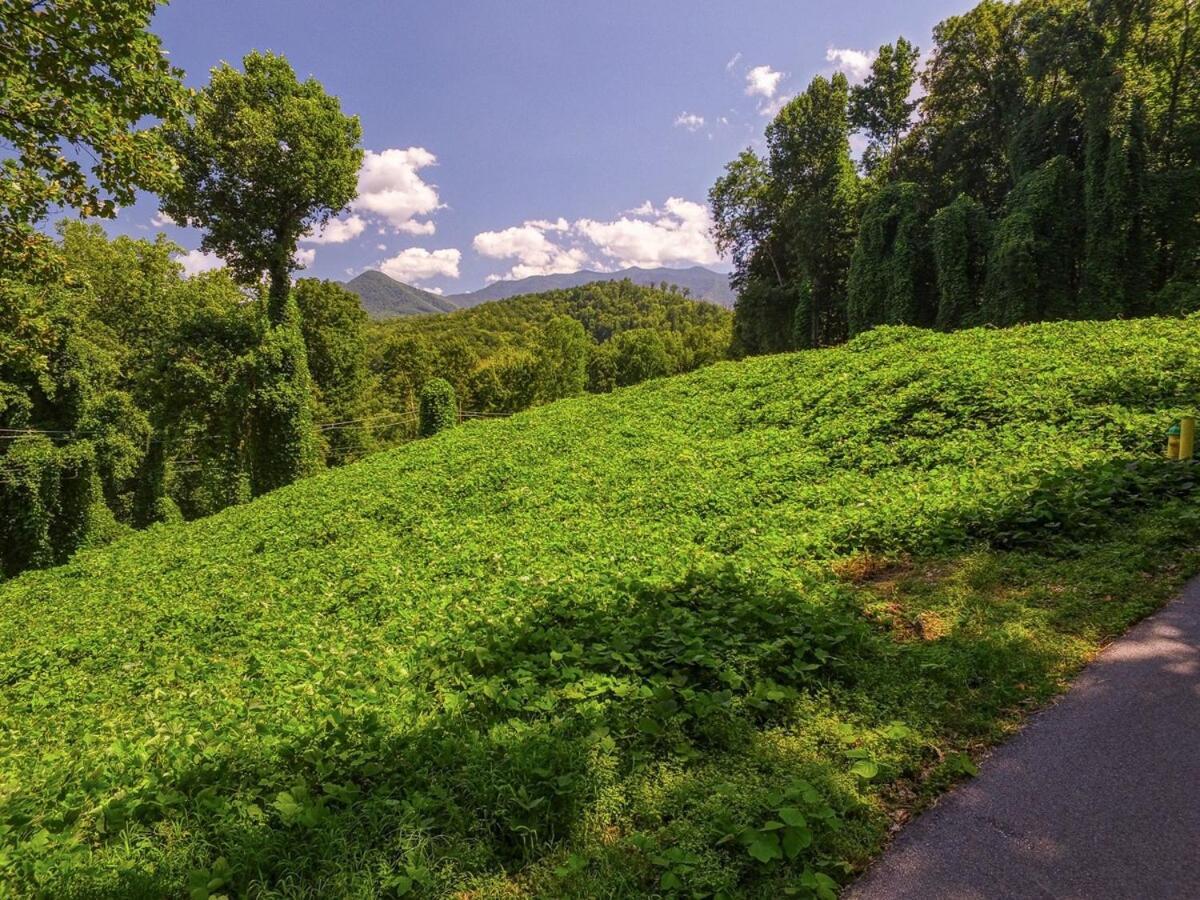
<box><xmin>1180</xmin><ymin>416</ymin><xmax>1196</xmax><ymax>461</ymax></box>
<box><xmin>1168</xmin><ymin>424</ymin><xmax>1182</xmax><ymax>460</ymax></box>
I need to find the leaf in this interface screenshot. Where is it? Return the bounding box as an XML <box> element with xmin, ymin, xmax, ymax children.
<box><xmin>781</xmin><ymin>825</ymin><xmax>812</xmax><ymax>859</ymax></box>
<box><xmin>747</xmin><ymin>833</ymin><xmax>782</xmax><ymax>863</ymax></box>
<box><xmin>850</xmin><ymin>759</ymin><xmax>879</xmax><ymax>780</ymax></box>
<box><xmin>777</xmin><ymin>806</ymin><xmax>807</xmax><ymax>828</ymax></box>
<box><xmin>273</xmin><ymin>790</ymin><xmax>302</xmax><ymax>824</ymax></box>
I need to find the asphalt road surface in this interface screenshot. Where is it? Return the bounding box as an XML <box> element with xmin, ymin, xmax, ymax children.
<box><xmin>846</xmin><ymin>577</ymin><xmax>1200</xmax><ymax>900</ymax></box>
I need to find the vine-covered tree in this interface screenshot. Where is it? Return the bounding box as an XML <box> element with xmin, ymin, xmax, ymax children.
<box><xmin>714</xmin><ymin>0</ymin><xmax>1200</xmax><ymax>352</ymax></box>
<box><xmin>162</xmin><ymin>52</ymin><xmax>363</xmax><ymax>493</ymax></box>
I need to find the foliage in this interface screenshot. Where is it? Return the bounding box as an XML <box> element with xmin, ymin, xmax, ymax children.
<box><xmin>717</xmin><ymin>0</ymin><xmax>1200</xmax><ymax>349</ymax></box>
<box><xmin>766</xmin><ymin>74</ymin><xmax>860</xmax><ymax>350</ymax></box>
<box><xmin>0</xmin><ymin>0</ymin><xmax>187</xmax><ymax>275</ymax></box>
<box><xmin>294</xmin><ymin>279</ymin><xmax>376</xmax><ymax>466</ymax></box>
<box><xmin>849</xmin><ymin>37</ymin><xmax>922</xmax><ymax>175</ymax></box>
<box><xmin>847</xmin><ymin>182</ymin><xmax>934</xmax><ymax>335</ymax></box>
<box><xmin>2</xmin><ymin>316</ymin><xmax>1200</xmax><ymax>895</ymax></box>
<box><xmin>931</xmin><ymin>194</ymin><xmax>991</xmax><ymax>330</ymax></box>
<box><xmin>982</xmin><ymin>156</ymin><xmax>1083</xmax><ymax>326</ymax></box>
<box><xmin>369</xmin><ymin>279</ymin><xmax>732</xmax><ymax>424</ymax></box>
<box><xmin>161</xmin><ymin>51</ymin><xmax>362</xmax><ymax>321</ymax></box>
<box><xmin>247</xmin><ymin>299</ymin><xmax>321</xmax><ymax>495</ymax></box>
<box><xmin>418</xmin><ymin>378</ymin><xmax>457</xmax><ymax>437</ymax></box>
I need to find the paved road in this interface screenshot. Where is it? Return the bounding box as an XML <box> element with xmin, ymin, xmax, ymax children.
<box><xmin>846</xmin><ymin>577</ymin><xmax>1200</xmax><ymax>900</ymax></box>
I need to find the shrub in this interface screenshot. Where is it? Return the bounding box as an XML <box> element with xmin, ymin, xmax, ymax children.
<box><xmin>419</xmin><ymin>377</ymin><xmax>457</xmax><ymax>436</ymax></box>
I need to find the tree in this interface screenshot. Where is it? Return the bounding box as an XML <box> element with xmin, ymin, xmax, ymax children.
<box><xmin>162</xmin><ymin>52</ymin><xmax>363</xmax><ymax>324</ymax></box>
<box><xmin>709</xmin><ymin>149</ymin><xmax>784</xmax><ymax>289</ymax></box>
<box><xmin>534</xmin><ymin>316</ymin><xmax>589</xmax><ymax>403</ymax></box>
<box><xmin>0</xmin><ymin>0</ymin><xmax>187</xmax><ymax>276</ymax></box>
<box><xmin>767</xmin><ymin>74</ymin><xmax>860</xmax><ymax>348</ymax></box>
<box><xmin>931</xmin><ymin>194</ymin><xmax>991</xmax><ymax>330</ymax></box>
<box><xmin>850</xmin><ymin>37</ymin><xmax>922</xmax><ymax>175</ymax></box>
<box><xmin>612</xmin><ymin>329</ymin><xmax>672</xmax><ymax>386</ymax></box>
<box><xmin>295</xmin><ymin>279</ymin><xmax>374</xmax><ymax>464</ymax></box>
<box><xmin>419</xmin><ymin>379</ymin><xmax>457</xmax><ymax>437</ymax></box>
<box><xmin>162</xmin><ymin>52</ymin><xmax>362</xmax><ymax>493</ymax></box>
<box><xmin>847</xmin><ymin>182</ymin><xmax>934</xmax><ymax>335</ymax></box>
<box><xmin>914</xmin><ymin>0</ymin><xmax>1023</xmax><ymax>209</ymax></box>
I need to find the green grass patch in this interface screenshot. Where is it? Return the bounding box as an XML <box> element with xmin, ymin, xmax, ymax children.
<box><xmin>2</xmin><ymin>318</ymin><xmax>1200</xmax><ymax>898</ymax></box>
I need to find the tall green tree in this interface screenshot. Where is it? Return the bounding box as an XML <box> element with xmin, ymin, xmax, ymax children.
<box><xmin>161</xmin><ymin>52</ymin><xmax>362</xmax><ymax>324</ymax></box>
<box><xmin>849</xmin><ymin>37</ymin><xmax>922</xmax><ymax>175</ymax></box>
<box><xmin>0</xmin><ymin>0</ymin><xmax>187</xmax><ymax>276</ymax></box>
<box><xmin>162</xmin><ymin>52</ymin><xmax>363</xmax><ymax>494</ymax></box>
<box><xmin>294</xmin><ymin>279</ymin><xmax>375</xmax><ymax>465</ymax></box>
<box><xmin>847</xmin><ymin>182</ymin><xmax>934</xmax><ymax>335</ymax></box>
<box><xmin>767</xmin><ymin>74</ymin><xmax>860</xmax><ymax>348</ymax></box>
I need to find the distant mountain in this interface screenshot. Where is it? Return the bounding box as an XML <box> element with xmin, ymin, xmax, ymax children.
<box><xmin>343</xmin><ymin>270</ymin><xmax>460</xmax><ymax>319</ymax></box>
<box><xmin>449</xmin><ymin>266</ymin><xmax>735</xmax><ymax>309</ymax></box>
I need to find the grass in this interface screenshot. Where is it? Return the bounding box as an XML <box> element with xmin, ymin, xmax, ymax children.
<box><xmin>1</xmin><ymin>317</ymin><xmax>1199</xmax><ymax>898</ymax></box>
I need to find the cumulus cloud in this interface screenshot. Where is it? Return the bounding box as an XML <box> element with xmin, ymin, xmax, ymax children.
<box><xmin>379</xmin><ymin>248</ymin><xmax>461</xmax><ymax>284</ymax></box>
<box><xmin>576</xmin><ymin>198</ymin><xmax>720</xmax><ymax>269</ymax></box>
<box><xmin>826</xmin><ymin>47</ymin><xmax>877</xmax><ymax>83</ymax></box>
<box><xmin>151</xmin><ymin>211</ymin><xmax>176</xmax><ymax>228</ymax></box>
<box><xmin>474</xmin><ymin>199</ymin><xmax>721</xmax><ymax>280</ymax></box>
<box><xmin>745</xmin><ymin>65</ymin><xmax>784</xmax><ymax>98</ymax></box>
<box><xmin>473</xmin><ymin>221</ymin><xmax>592</xmax><ymax>280</ymax></box>
<box><xmin>674</xmin><ymin>112</ymin><xmax>706</xmax><ymax>132</ymax></box>
<box><xmin>293</xmin><ymin>247</ymin><xmax>316</xmax><ymax>268</ymax></box>
<box><xmin>352</xmin><ymin>148</ymin><xmax>442</xmax><ymax>234</ymax></box>
<box><xmin>302</xmin><ymin>214</ymin><xmax>366</xmax><ymax>245</ymax></box>
<box><xmin>175</xmin><ymin>249</ymin><xmax>224</xmax><ymax>278</ymax></box>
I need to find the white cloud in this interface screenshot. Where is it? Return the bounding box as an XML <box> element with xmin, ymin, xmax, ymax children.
<box><xmin>758</xmin><ymin>93</ymin><xmax>794</xmax><ymax>118</ymax></box>
<box><xmin>376</xmin><ymin>243</ymin><xmax>387</xmax><ymax>251</ymax></box>
<box><xmin>427</xmin><ymin>286</ymin><xmax>445</xmax><ymax>295</ymax></box>
<box><xmin>745</xmin><ymin>65</ymin><xmax>784</xmax><ymax>98</ymax></box>
<box><xmin>474</xmin><ymin>199</ymin><xmax>722</xmax><ymax>280</ymax></box>
<box><xmin>352</xmin><ymin>148</ymin><xmax>442</xmax><ymax>234</ymax></box>
<box><xmin>473</xmin><ymin>220</ymin><xmax>592</xmax><ymax>280</ymax></box>
<box><xmin>674</xmin><ymin>112</ymin><xmax>706</xmax><ymax>132</ymax></box>
<box><xmin>151</xmin><ymin>211</ymin><xmax>176</xmax><ymax>228</ymax></box>
<box><xmin>175</xmin><ymin>249</ymin><xmax>224</xmax><ymax>278</ymax></box>
<box><xmin>379</xmin><ymin>248</ymin><xmax>461</xmax><ymax>284</ymax></box>
<box><xmin>826</xmin><ymin>47</ymin><xmax>877</xmax><ymax>84</ymax></box>
<box><xmin>302</xmin><ymin>214</ymin><xmax>366</xmax><ymax>245</ymax></box>
<box><xmin>575</xmin><ymin>198</ymin><xmax>720</xmax><ymax>269</ymax></box>
<box><xmin>396</xmin><ymin>219</ymin><xmax>437</xmax><ymax>236</ymax></box>
<box><xmin>726</xmin><ymin>51</ymin><xmax>743</xmax><ymax>73</ymax></box>
<box><xmin>293</xmin><ymin>247</ymin><xmax>316</xmax><ymax>268</ymax></box>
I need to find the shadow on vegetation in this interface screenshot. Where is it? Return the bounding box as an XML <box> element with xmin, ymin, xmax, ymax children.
<box><xmin>39</xmin><ymin>460</ymin><xmax>1200</xmax><ymax>897</ymax></box>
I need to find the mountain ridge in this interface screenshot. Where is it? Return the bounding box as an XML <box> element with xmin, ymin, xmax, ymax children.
<box><xmin>342</xmin><ymin>266</ymin><xmax>735</xmax><ymax>319</ymax></box>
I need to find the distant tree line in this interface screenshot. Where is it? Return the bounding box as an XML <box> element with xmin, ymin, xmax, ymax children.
<box><xmin>367</xmin><ymin>280</ymin><xmax>733</xmax><ymax>425</ymax></box>
<box><xmin>712</xmin><ymin>0</ymin><xmax>1200</xmax><ymax>354</ymax></box>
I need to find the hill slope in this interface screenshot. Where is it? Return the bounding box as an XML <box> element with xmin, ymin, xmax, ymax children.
<box><xmin>343</xmin><ymin>270</ymin><xmax>460</xmax><ymax>319</ymax></box>
<box><xmin>449</xmin><ymin>265</ymin><xmax>736</xmax><ymax>308</ymax></box>
<box><xmin>3</xmin><ymin>318</ymin><xmax>1200</xmax><ymax>897</ymax></box>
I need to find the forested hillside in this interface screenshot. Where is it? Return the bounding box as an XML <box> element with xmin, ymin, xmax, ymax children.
<box><xmin>713</xmin><ymin>0</ymin><xmax>1200</xmax><ymax>352</ymax></box>
<box><xmin>2</xmin><ymin>317</ymin><xmax>1199</xmax><ymax>897</ymax></box>
<box><xmin>0</xmin><ymin>222</ymin><xmax>729</xmax><ymax>579</ymax></box>
<box><xmin>366</xmin><ymin>280</ymin><xmax>732</xmax><ymax>422</ymax></box>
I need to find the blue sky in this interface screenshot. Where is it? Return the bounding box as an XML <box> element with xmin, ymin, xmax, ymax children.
<box><xmin>112</xmin><ymin>0</ymin><xmax>967</xmax><ymax>293</ymax></box>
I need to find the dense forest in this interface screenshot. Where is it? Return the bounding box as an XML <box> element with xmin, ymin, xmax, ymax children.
<box><xmin>712</xmin><ymin>0</ymin><xmax>1200</xmax><ymax>352</ymax></box>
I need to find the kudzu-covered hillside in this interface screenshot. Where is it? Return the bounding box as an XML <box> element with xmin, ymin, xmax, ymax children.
<box><xmin>2</xmin><ymin>317</ymin><xmax>1200</xmax><ymax>898</ymax></box>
